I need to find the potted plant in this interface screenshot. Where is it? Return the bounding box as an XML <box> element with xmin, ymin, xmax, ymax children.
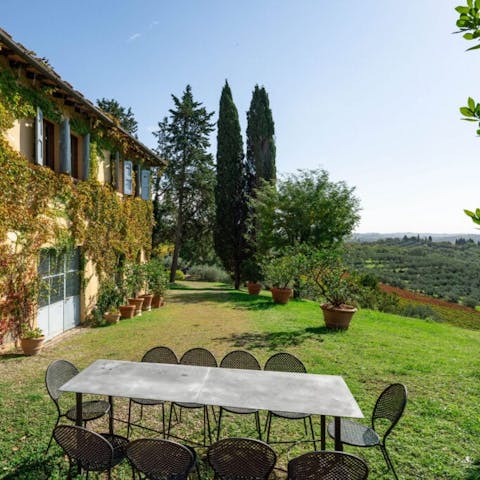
<box><xmin>243</xmin><ymin>259</ymin><xmax>262</xmax><ymax>295</ymax></box>
<box><xmin>262</xmin><ymin>254</ymin><xmax>301</xmax><ymax>304</ymax></box>
<box><xmin>20</xmin><ymin>324</ymin><xmax>45</xmax><ymax>355</ymax></box>
<box><xmin>124</xmin><ymin>262</ymin><xmax>145</xmax><ymax>316</ymax></box>
<box><xmin>95</xmin><ymin>278</ymin><xmax>123</xmax><ymax>324</ymax></box>
<box><xmin>145</xmin><ymin>258</ymin><xmax>168</xmax><ymax>308</ymax></box>
<box><xmin>310</xmin><ymin>255</ymin><xmax>359</xmax><ymax>330</ymax></box>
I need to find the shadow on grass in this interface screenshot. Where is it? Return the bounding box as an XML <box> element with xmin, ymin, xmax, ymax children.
<box><xmin>3</xmin><ymin>457</ymin><xmax>57</xmax><ymax>480</ymax></box>
<box><xmin>0</xmin><ymin>352</ymin><xmax>26</xmax><ymax>361</ymax></box>
<box><xmin>465</xmin><ymin>459</ymin><xmax>480</xmax><ymax>480</ymax></box>
<box><xmin>169</xmin><ymin>282</ymin><xmax>235</xmax><ymax>291</ymax></box>
<box><xmin>214</xmin><ymin>326</ymin><xmax>329</xmax><ymax>350</ymax></box>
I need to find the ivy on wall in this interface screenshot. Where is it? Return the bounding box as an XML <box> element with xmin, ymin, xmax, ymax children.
<box><xmin>0</xmin><ymin>68</ymin><xmax>154</xmax><ymax>342</ymax></box>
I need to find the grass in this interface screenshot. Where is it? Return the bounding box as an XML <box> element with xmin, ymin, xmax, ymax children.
<box><xmin>1</xmin><ymin>282</ymin><xmax>480</xmax><ymax>479</ymax></box>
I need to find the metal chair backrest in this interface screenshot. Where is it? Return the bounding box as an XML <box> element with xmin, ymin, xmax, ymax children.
<box><xmin>127</xmin><ymin>438</ymin><xmax>194</xmax><ymax>480</ymax></box>
<box><xmin>220</xmin><ymin>350</ymin><xmax>261</xmax><ymax>370</ymax></box>
<box><xmin>264</xmin><ymin>352</ymin><xmax>306</xmax><ymax>373</ymax></box>
<box><xmin>54</xmin><ymin>425</ymin><xmax>114</xmax><ymax>472</ymax></box>
<box><xmin>288</xmin><ymin>451</ymin><xmax>369</xmax><ymax>480</ymax></box>
<box><xmin>208</xmin><ymin>437</ymin><xmax>277</xmax><ymax>480</ymax></box>
<box><xmin>180</xmin><ymin>347</ymin><xmax>217</xmax><ymax>367</ymax></box>
<box><xmin>372</xmin><ymin>383</ymin><xmax>408</xmax><ymax>438</ymax></box>
<box><xmin>142</xmin><ymin>346</ymin><xmax>178</xmax><ymax>364</ymax></box>
<box><xmin>45</xmin><ymin>359</ymin><xmax>79</xmax><ymax>403</ymax></box>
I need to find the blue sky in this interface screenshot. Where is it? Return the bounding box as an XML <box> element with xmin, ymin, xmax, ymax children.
<box><xmin>2</xmin><ymin>1</ymin><xmax>480</xmax><ymax>233</ymax></box>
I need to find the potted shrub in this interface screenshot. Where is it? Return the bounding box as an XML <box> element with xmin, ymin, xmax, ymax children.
<box><xmin>145</xmin><ymin>258</ymin><xmax>168</xmax><ymax>308</ymax></box>
<box><xmin>243</xmin><ymin>259</ymin><xmax>262</xmax><ymax>295</ymax></box>
<box><xmin>95</xmin><ymin>278</ymin><xmax>123</xmax><ymax>324</ymax></box>
<box><xmin>311</xmin><ymin>255</ymin><xmax>359</xmax><ymax>330</ymax></box>
<box><xmin>124</xmin><ymin>262</ymin><xmax>145</xmax><ymax>316</ymax></box>
<box><xmin>20</xmin><ymin>324</ymin><xmax>45</xmax><ymax>356</ymax></box>
<box><xmin>262</xmin><ymin>254</ymin><xmax>301</xmax><ymax>304</ymax></box>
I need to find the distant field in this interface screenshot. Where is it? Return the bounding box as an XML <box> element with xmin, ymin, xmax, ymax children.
<box><xmin>347</xmin><ymin>237</ymin><xmax>480</xmax><ymax>305</ymax></box>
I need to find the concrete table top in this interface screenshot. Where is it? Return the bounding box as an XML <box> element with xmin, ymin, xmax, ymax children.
<box><xmin>60</xmin><ymin>359</ymin><xmax>363</xmax><ymax>419</ymax></box>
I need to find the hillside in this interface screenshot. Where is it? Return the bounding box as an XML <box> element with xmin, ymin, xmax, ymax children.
<box><xmin>346</xmin><ymin>237</ymin><xmax>480</xmax><ymax>305</ymax></box>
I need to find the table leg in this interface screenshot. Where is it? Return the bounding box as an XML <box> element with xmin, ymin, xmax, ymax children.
<box><xmin>109</xmin><ymin>396</ymin><xmax>114</xmax><ymax>435</ymax></box>
<box><xmin>75</xmin><ymin>393</ymin><xmax>83</xmax><ymax>426</ymax></box>
<box><xmin>334</xmin><ymin>417</ymin><xmax>343</xmax><ymax>451</ymax></box>
<box><xmin>320</xmin><ymin>415</ymin><xmax>326</xmax><ymax>450</ymax></box>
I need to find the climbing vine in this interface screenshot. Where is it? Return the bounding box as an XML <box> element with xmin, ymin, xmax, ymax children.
<box><xmin>0</xmin><ymin>69</ymin><xmax>154</xmax><ymax>343</ymax></box>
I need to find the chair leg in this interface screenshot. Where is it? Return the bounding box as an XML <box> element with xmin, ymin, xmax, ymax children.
<box><xmin>45</xmin><ymin>416</ymin><xmax>60</xmax><ymax>453</ymax></box>
<box><xmin>140</xmin><ymin>404</ymin><xmax>144</xmax><ymax>421</ymax></box>
<box><xmin>205</xmin><ymin>405</ymin><xmax>213</xmax><ymax>446</ymax></box>
<box><xmin>308</xmin><ymin>415</ymin><xmax>317</xmax><ymax>450</ymax></box>
<box><xmin>303</xmin><ymin>417</ymin><xmax>308</xmax><ymax>435</ymax></box>
<box><xmin>127</xmin><ymin>399</ymin><xmax>133</xmax><ymax>438</ymax></box>
<box><xmin>255</xmin><ymin>411</ymin><xmax>262</xmax><ymax>441</ymax></box>
<box><xmin>266</xmin><ymin>412</ymin><xmax>272</xmax><ymax>444</ymax></box>
<box><xmin>161</xmin><ymin>403</ymin><xmax>166</xmax><ymax>439</ymax></box>
<box><xmin>167</xmin><ymin>403</ymin><xmax>174</xmax><ymax>439</ymax></box>
<box><xmin>381</xmin><ymin>443</ymin><xmax>399</xmax><ymax>480</ymax></box>
<box><xmin>216</xmin><ymin>407</ymin><xmax>223</xmax><ymax>441</ymax></box>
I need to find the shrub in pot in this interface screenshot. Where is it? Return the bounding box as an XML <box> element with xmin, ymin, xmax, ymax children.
<box><xmin>124</xmin><ymin>262</ymin><xmax>146</xmax><ymax>315</ymax></box>
<box><xmin>310</xmin><ymin>254</ymin><xmax>359</xmax><ymax>330</ymax></box>
<box><xmin>144</xmin><ymin>258</ymin><xmax>169</xmax><ymax>308</ymax></box>
<box><xmin>20</xmin><ymin>324</ymin><xmax>45</xmax><ymax>355</ymax></box>
<box><xmin>243</xmin><ymin>259</ymin><xmax>262</xmax><ymax>295</ymax></box>
<box><xmin>262</xmin><ymin>254</ymin><xmax>303</xmax><ymax>304</ymax></box>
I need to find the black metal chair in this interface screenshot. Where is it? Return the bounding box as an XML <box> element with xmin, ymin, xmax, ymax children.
<box><xmin>127</xmin><ymin>346</ymin><xmax>178</xmax><ymax>438</ymax></box>
<box><xmin>327</xmin><ymin>383</ymin><xmax>408</xmax><ymax>480</ymax></box>
<box><xmin>288</xmin><ymin>451</ymin><xmax>369</xmax><ymax>480</ymax></box>
<box><xmin>208</xmin><ymin>437</ymin><xmax>276</xmax><ymax>480</ymax></box>
<box><xmin>53</xmin><ymin>425</ymin><xmax>128</xmax><ymax>479</ymax></box>
<box><xmin>45</xmin><ymin>359</ymin><xmax>110</xmax><ymax>453</ymax></box>
<box><xmin>167</xmin><ymin>347</ymin><xmax>217</xmax><ymax>446</ymax></box>
<box><xmin>264</xmin><ymin>352</ymin><xmax>317</xmax><ymax>449</ymax></box>
<box><xmin>216</xmin><ymin>350</ymin><xmax>263</xmax><ymax>441</ymax></box>
<box><xmin>127</xmin><ymin>438</ymin><xmax>197</xmax><ymax>480</ymax></box>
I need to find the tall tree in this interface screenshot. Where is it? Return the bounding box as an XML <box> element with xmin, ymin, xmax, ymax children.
<box><xmin>96</xmin><ymin>98</ymin><xmax>139</xmax><ymax>137</ymax></box>
<box><xmin>245</xmin><ymin>85</ymin><xmax>276</xmax><ymax>195</ymax></box>
<box><xmin>214</xmin><ymin>81</ymin><xmax>248</xmax><ymax>289</ymax></box>
<box><xmin>153</xmin><ymin>86</ymin><xmax>215</xmax><ymax>282</ymax></box>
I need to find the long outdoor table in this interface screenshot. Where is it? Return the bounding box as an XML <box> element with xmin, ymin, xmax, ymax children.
<box><xmin>60</xmin><ymin>359</ymin><xmax>363</xmax><ymax>450</ymax></box>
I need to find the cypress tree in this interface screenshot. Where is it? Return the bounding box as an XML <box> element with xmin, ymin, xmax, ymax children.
<box><xmin>246</xmin><ymin>85</ymin><xmax>276</xmax><ymax>196</ymax></box>
<box><xmin>214</xmin><ymin>81</ymin><xmax>247</xmax><ymax>289</ymax></box>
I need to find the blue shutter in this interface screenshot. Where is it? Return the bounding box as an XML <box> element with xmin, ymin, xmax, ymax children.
<box><xmin>124</xmin><ymin>160</ymin><xmax>133</xmax><ymax>195</ymax></box>
<box><xmin>35</xmin><ymin>107</ymin><xmax>44</xmax><ymax>165</ymax></box>
<box><xmin>82</xmin><ymin>134</ymin><xmax>90</xmax><ymax>180</ymax></box>
<box><xmin>141</xmin><ymin>169</ymin><xmax>151</xmax><ymax>200</ymax></box>
<box><xmin>59</xmin><ymin>118</ymin><xmax>71</xmax><ymax>174</ymax></box>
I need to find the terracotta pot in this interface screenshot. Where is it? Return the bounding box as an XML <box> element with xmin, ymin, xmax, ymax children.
<box><xmin>321</xmin><ymin>303</ymin><xmax>357</xmax><ymax>330</ymax></box>
<box><xmin>104</xmin><ymin>312</ymin><xmax>121</xmax><ymax>324</ymax></box>
<box><xmin>21</xmin><ymin>336</ymin><xmax>45</xmax><ymax>356</ymax></box>
<box><xmin>271</xmin><ymin>287</ymin><xmax>293</xmax><ymax>305</ymax></box>
<box><xmin>140</xmin><ymin>294</ymin><xmax>153</xmax><ymax>311</ymax></box>
<box><xmin>119</xmin><ymin>304</ymin><xmax>136</xmax><ymax>319</ymax></box>
<box><xmin>128</xmin><ymin>298</ymin><xmax>144</xmax><ymax>316</ymax></box>
<box><xmin>247</xmin><ymin>282</ymin><xmax>262</xmax><ymax>295</ymax></box>
<box><xmin>151</xmin><ymin>294</ymin><xmax>164</xmax><ymax>308</ymax></box>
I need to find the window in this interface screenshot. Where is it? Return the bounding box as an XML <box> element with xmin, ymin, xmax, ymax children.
<box><xmin>70</xmin><ymin>134</ymin><xmax>79</xmax><ymax>179</ymax></box>
<box><xmin>43</xmin><ymin>120</ymin><xmax>55</xmax><ymax>170</ymax></box>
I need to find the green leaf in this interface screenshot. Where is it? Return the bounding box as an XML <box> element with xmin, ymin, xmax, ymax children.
<box><xmin>460</xmin><ymin>106</ymin><xmax>475</xmax><ymax>116</ymax></box>
<box><xmin>476</xmin><ymin>208</ymin><xmax>480</xmax><ymax>217</ymax></box>
<box><xmin>476</xmin><ymin>0</ymin><xmax>480</xmax><ymax>9</ymax></box>
<box><xmin>456</xmin><ymin>5</ymin><xmax>470</xmax><ymax>12</ymax></box>
<box><xmin>461</xmin><ymin>118</ymin><xmax>477</xmax><ymax>121</ymax></box>
<box><xmin>467</xmin><ymin>0</ymin><xmax>473</xmax><ymax>8</ymax></box>
<box><xmin>468</xmin><ymin>97</ymin><xmax>476</xmax><ymax>110</ymax></box>
<box><xmin>464</xmin><ymin>32</ymin><xmax>474</xmax><ymax>39</ymax></box>
<box><xmin>465</xmin><ymin>209</ymin><xmax>475</xmax><ymax>218</ymax></box>
<box><xmin>466</xmin><ymin>42</ymin><xmax>480</xmax><ymax>51</ymax></box>
<box><xmin>476</xmin><ymin>128</ymin><xmax>480</xmax><ymax>135</ymax></box>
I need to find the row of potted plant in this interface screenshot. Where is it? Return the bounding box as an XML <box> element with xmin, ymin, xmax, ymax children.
<box><xmin>246</xmin><ymin>248</ymin><xmax>359</xmax><ymax>330</ymax></box>
<box><xmin>98</xmin><ymin>258</ymin><xmax>169</xmax><ymax>324</ymax></box>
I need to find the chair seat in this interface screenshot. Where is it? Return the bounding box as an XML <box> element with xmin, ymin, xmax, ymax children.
<box><xmin>223</xmin><ymin>405</ymin><xmax>258</xmax><ymax>415</ymax></box>
<box><xmin>175</xmin><ymin>401</ymin><xmax>202</xmax><ymax>409</ymax></box>
<box><xmin>327</xmin><ymin>419</ymin><xmax>380</xmax><ymax>447</ymax></box>
<box><xmin>131</xmin><ymin>397</ymin><xmax>164</xmax><ymax>406</ymax></box>
<box><xmin>100</xmin><ymin>433</ymin><xmax>129</xmax><ymax>467</ymax></box>
<box><xmin>271</xmin><ymin>410</ymin><xmax>309</xmax><ymax>419</ymax></box>
<box><xmin>65</xmin><ymin>400</ymin><xmax>110</xmax><ymax>422</ymax></box>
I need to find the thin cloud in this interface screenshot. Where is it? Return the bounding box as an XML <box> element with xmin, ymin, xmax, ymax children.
<box><xmin>149</xmin><ymin>20</ymin><xmax>159</xmax><ymax>29</ymax></box>
<box><xmin>128</xmin><ymin>33</ymin><xmax>141</xmax><ymax>42</ymax></box>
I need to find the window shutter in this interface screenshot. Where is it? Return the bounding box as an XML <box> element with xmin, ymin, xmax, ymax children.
<box><xmin>35</xmin><ymin>107</ymin><xmax>44</xmax><ymax>165</ymax></box>
<box><xmin>141</xmin><ymin>169</ymin><xmax>151</xmax><ymax>200</ymax></box>
<box><xmin>82</xmin><ymin>133</ymin><xmax>90</xmax><ymax>180</ymax></box>
<box><xmin>124</xmin><ymin>160</ymin><xmax>133</xmax><ymax>195</ymax></box>
<box><xmin>60</xmin><ymin>118</ymin><xmax>71</xmax><ymax>174</ymax></box>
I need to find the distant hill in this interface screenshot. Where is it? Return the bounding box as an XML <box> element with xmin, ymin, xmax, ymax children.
<box><xmin>352</xmin><ymin>232</ymin><xmax>480</xmax><ymax>243</ymax></box>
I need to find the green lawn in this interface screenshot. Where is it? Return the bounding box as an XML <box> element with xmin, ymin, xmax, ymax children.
<box><xmin>1</xmin><ymin>282</ymin><xmax>479</xmax><ymax>479</ymax></box>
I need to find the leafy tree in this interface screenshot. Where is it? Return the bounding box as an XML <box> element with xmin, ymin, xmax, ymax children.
<box><xmin>246</xmin><ymin>85</ymin><xmax>276</xmax><ymax>194</ymax></box>
<box><xmin>214</xmin><ymin>81</ymin><xmax>248</xmax><ymax>289</ymax></box>
<box><xmin>153</xmin><ymin>86</ymin><xmax>215</xmax><ymax>282</ymax></box>
<box><xmin>248</xmin><ymin>169</ymin><xmax>360</xmax><ymax>256</ymax></box>
<box><xmin>96</xmin><ymin>98</ymin><xmax>138</xmax><ymax>137</ymax></box>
